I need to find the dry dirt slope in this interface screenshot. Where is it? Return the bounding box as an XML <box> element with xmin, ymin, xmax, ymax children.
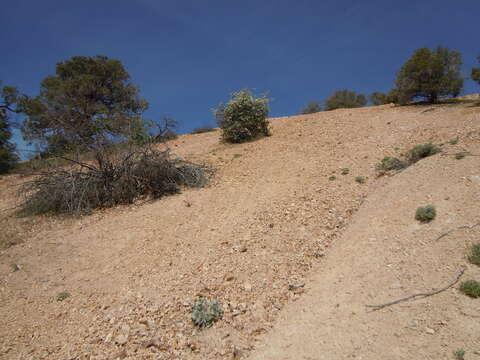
<box><xmin>0</xmin><ymin>101</ymin><xmax>479</xmax><ymax>359</ymax></box>
<box><xmin>249</xmin><ymin>140</ymin><xmax>480</xmax><ymax>360</ymax></box>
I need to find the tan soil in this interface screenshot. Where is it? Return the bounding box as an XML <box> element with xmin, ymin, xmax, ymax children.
<box><xmin>0</xmin><ymin>100</ymin><xmax>479</xmax><ymax>359</ymax></box>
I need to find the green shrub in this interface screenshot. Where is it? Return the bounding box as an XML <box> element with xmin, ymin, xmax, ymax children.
<box><xmin>214</xmin><ymin>89</ymin><xmax>270</xmax><ymax>143</ymax></box>
<box><xmin>56</xmin><ymin>291</ymin><xmax>70</xmax><ymax>301</ymax></box>
<box><xmin>460</xmin><ymin>280</ymin><xmax>480</xmax><ymax>298</ymax></box>
<box><xmin>191</xmin><ymin>126</ymin><xmax>215</xmax><ymax>134</ymax></box>
<box><xmin>341</xmin><ymin>168</ymin><xmax>349</xmax><ymax>175</ymax></box>
<box><xmin>415</xmin><ymin>205</ymin><xmax>436</xmax><ymax>222</ymax></box>
<box><xmin>468</xmin><ymin>243</ymin><xmax>480</xmax><ymax>266</ymax></box>
<box><xmin>191</xmin><ymin>298</ymin><xmax>223</xmax><ymax>328</ymax></box>
<box><xmin>369</xmin><ymin>92</ymin><xmax>388</xmax><ymax>106</ymax></box>
<box><xmin>300</xmin><ymin>101</ymin><xmax>322</xmax><ymax>114</ymax></box>
<box><xmin>328</xmin><ymin>175</ymin><xmax>336</xmax><ymax>181</ymax></box>
<box><xmin>355</xmin><ymin>176</ymin><xmax>365</xmax><ymax>184</ymax></box>
<box><xmin>376</xmin><ymin>157</ymin><xmax>407</xmax><ymax>171</ymax></box>
<box><xmin>325</xmin><ymin>89</ymin><xmax>367</xmax><ymax>111</ymax></box>
<box><xmin>405</xmin><ymin>143</ymin><xmax>441</xmax><ymax>164</ymax></box>
<box><xmin>454</xmin><ymin>349</ymin><xmax>465</xmax><ymax>360</ymax></box>
<box><xmin>449</xmin><ymin>137</ymin><xmax>459</xmax><ymax>145</ymax></box>
<box><xmin>455</xmin><ymin>152</ymin><xmax>466</xmax><ymax>160</ymax></box>
<box><xmin>472</xmin><ymin>56</ymin><xmax>480</xmax><ymax>86</ymax></box>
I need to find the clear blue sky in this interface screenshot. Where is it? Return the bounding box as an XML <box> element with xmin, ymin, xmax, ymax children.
<box><xmin>2</xmin><ymin>0</ymin><xmax>479</xmax><ymax>156</ymax></box>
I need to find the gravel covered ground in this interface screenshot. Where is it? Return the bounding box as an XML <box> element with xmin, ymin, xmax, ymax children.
<box><xmin>0</xmin><ymin>100</ymin><xmax>479</xmax><ymax>359</ymax></box>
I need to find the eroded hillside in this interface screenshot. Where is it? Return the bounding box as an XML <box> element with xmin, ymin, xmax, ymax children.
<box><xmin>0</xmin><ymin>100</ymin><xmax>479</xmax><ymax>359</ymax></box>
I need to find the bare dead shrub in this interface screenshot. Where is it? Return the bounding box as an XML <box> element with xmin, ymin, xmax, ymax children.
<box><xmin>19</xmin><ymin>146</ymin><xmax>207</xmax><ymax>215</ymax></box>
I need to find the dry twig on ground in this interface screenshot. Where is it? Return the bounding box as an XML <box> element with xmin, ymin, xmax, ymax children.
<box><xmin>366</xmin><ymin>268</ymin><xmax>465</xmax><ymax>311</ymax></box>
<box><xmin>434</xmin><ymin>222</ymin><xmax>480</xmax><ymax>241</ymax></box>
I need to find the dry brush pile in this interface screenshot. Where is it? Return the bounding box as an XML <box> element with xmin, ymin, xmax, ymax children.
<box><xmin>19</xmin><ymin>145</ymin><xmax>207</xmax><ymax>215</ymax></box>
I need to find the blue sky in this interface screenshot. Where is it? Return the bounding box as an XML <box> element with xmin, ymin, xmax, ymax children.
<box><xmin>2</xmin><ymin>0</ymin><xmax>479</xmax><ymax>157</ymax></box>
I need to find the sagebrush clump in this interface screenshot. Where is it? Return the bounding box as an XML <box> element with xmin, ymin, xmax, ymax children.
<box><xmin>214</xmin><ymin>89</ymin><xmax>270</xmax><ymax>143</ymax></box>
<box><xmin>56</xmin><ymin>291</ymin><xmax>70</xmax><ymax>301</ymax></box>
<box><xmin>454</xmin><ymin>349</ymin><xmax>466</xmax><ymax>360</ymax></box>
<box><xmin>405</xmin><ymin>143</ymin><xmax>441</xmax><ymax>164</ymax></box>
<box><xmin>191</xmin><ymin>298</ymin><xmax>223</xmax><ymax>328</ymax></box>
<box><xmin>460</xmin><ymin>280</ymin><xmax>480</xmax><ymax>298</ymax></box>
<box><xmin>376</xmin><ymin>157</ymin><xmax>407</xmax><ymax>171</ymax></box>
<box><xmin>415</xmin><ymin>205</ymin><xmax>436</xmax><ymax>222</ymax></box>
<box><xmin>468</xmin><ymin>243</ymin><xmax>480</xmax><ymax>266</ymax></box>
<box><xmin>355</xmin><ymin>176</ymin><xmax>365</xmax><ymax>184</ymax></box>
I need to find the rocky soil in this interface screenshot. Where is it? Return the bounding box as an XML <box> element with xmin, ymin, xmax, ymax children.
<box><xmin>0</xmin><ymin>100</ymin><xmax>479</xmax><ymax>359</ymax></box>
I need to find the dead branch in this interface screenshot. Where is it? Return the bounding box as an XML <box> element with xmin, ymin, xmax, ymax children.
<box><xmin>440</xmin><ymin>153</ymin><xmax>480</xmax><ymax>157</ymax></box>
<box><xmin>52</xmin><ymin>155</ymin><xmax>99</xmax><ymax>172</ymax></box>
<box><xmin>366</xmin><ymin>268</ymin><xmax>465</xmax><ymax>311</ymax></box>
<box><xmin>435</xmin><ymin>222</ymin><xmax>480</xmax><ymax>241</ymax></box>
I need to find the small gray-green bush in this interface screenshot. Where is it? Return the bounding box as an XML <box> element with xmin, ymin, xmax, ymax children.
<box><xmin>329</xmin><ymin>175</ymin><xmax>336</xmax><ymax>181</ymax></box>
<box><xmin>460</xmin><ymin>280</ymin><xmax>480</xmax><ymax>298</ymax></box>
<box><xmin>56</xmin><ymin>291</ymin><xmax>70</xmax><ymax>301</ymax></box>
<box><xmin>468</xmin><ymin>243</ymin><xmax>480</xmax><ymax>266</ymax></box>
<box><xmin>415</xmin><ymin>205</ymin><xmax>436</xmax><ymax>222</ymax></box>
<box><xmin>355</xmin><ymin>176</ymin><xmax>365</xmax><ymax>184</ymax></box>
<box><xmin>376</xmin><ymin>157</ymin><xmax>407</xmax><ymax>171</ymax></box>
<box><xmin>214</xmin><ymin>89</ymin><xmax>270</xmax><ymax>143</ymax></box>
<box><xmin>191</xmin><ymin>298</ymin><xmax>223</xmax><ymax>328</ymax></box>
<box><xmin>405</xmin><ymin>143</ymin><xmax>441</xmax><ymax>164</ymax></box>
<box><xmin>453</xmin><ymin>349</ymin><xmax>465</xmax><ymax>360</ymax></box>
<box><xmin>341</xmin><ymin>168</ymin><xmax>349</xmax><ymax>175</ymax></box>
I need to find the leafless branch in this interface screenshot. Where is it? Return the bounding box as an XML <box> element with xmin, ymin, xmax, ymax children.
<box><xmin>434</xmin><ymin>222</ymin><xmax>480</xmax><ymax>241</ymax></box>
<box><xmin>366</xmin><ymin>268</ymin><xmax>465</xmax><ymax>311</ymax></box>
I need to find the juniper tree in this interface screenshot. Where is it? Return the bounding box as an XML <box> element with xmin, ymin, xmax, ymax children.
<box><xmin>0</xmin><ymin>83</ymin><xmax>20</xmax><ymax>173</ymax></box>
<box><xmin>369</xmin><ymin>92</ymin><xmax>388</xmax><ymax>105</ymax></box>
<box><xmin>472</xmin><ymin>56</ymin><xmax>480</xmax><ymax>86</ymax></box>
<box><xmin>300</xmin><ymin>101</ymin><xmax>322</xmax><ymax>114</ymax></box>
<box><xmin>324</xmin><ymin>90</ymin><xmax>367</xmax><ymax>111</ymax></box>
<box><xmin>393</xmin><ymin>47</ymin><xmax>463</xmax><ymax>104</ymax></box>
<box><xmin>21</xmin><ymin>55</ymin><xmax>149</xmax><ymax>168</ymax></box>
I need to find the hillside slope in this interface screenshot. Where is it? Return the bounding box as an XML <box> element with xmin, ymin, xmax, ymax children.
<box><xmin>0</xmin><ymin>101</ymin><xmax>479</xmax><ymax>359</ymax></box>
<box><xmin>250</xmin><ymin>141</ymin><xmax>480</xmax><ymax>360</ymax></box>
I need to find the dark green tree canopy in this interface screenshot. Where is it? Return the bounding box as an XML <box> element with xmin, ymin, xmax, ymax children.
<box><xmin>324</xmin><ymin>90</ymin><xmax>367</xmax><ymax>111</ymax></box>
<box><xmin>0</xmin><ymin>82</ymin><xmax>20</xmax><ymax>173</ymax></box>
<box><xmin>300</xmin><ymin>101</ymin><xmax>322</xmax><ymax>114</ymax></box>
<box><xmin>472</xmin><ymin>56</ymin><xmax>480</xmax><ymax>85</ymax></box>
<box><xmin>21</xmin><ymin>55</ymin><xmax>149</xmax><ymax>154</ymax></box>
<box><xmin>394</xmin><ymin>46</ymin><xmax>463</xmax><ymax>104</ymax></box>
<box><xmin>369</xmin><ymin>92</ymin><xmax>388</xmax><ymax>105</ymax></box>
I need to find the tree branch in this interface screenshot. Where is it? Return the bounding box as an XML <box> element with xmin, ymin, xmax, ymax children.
<box><xmin>434</xmin><ymin>222</ymin><xmax>480</xmax><ymax>241</ymax></box>
<box><xmin>366</xmin><ymin>268</ymin><xmax>465</xmax><ymax>311</ymax></box>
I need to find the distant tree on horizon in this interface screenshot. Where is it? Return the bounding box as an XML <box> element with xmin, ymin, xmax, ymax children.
<box><xmin>369</xmin><ymin>92</ymin><xmax>389</xmax><ymax>105</ymax></box>
<box><xmin>472</xmin><ymin>56</ymin><xmax>480</xmax><ymax>86</ymax></box>
<box><xmin>0</xmin><ymin>82</ymin><xmax>20</xmax><ymax>174</ymax></box>
<box><xmin>300</xmin><ymin>101</ymin><xmax>322</xmax><ymax>114</ymax></box>
<box><xmin>324</xmin><ymin>89</ymin><xmax>367</xmax><ymax>111</ymax></box>
<box><xmin>393</xmin><ymin>46</ymin><xmax>463</xmax><ymax>104</ymax></box>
